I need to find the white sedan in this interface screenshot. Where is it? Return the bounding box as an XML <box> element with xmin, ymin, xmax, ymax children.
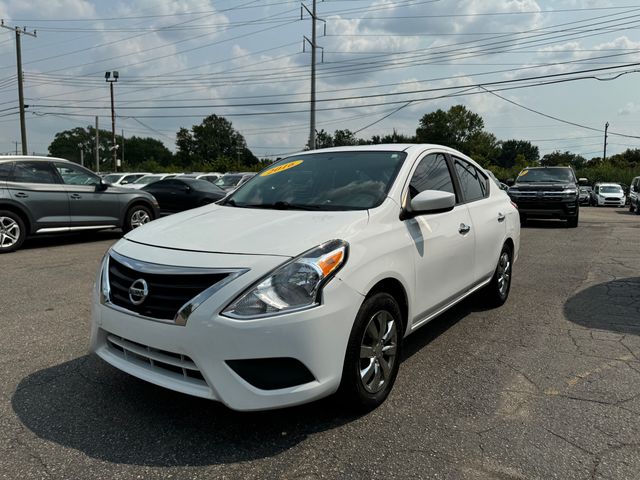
<box><xmin>90</xmin><ymin>144</ymin><xmax>520</xmax><ymax>411</ymax></box>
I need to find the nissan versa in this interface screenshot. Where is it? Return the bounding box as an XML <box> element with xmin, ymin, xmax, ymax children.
<box><xmin>90</xmin><ymin>145</ymin><xmax>520</xmax><ymax>411</ymax></box>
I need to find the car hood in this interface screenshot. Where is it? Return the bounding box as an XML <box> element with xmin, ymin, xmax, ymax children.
<box><xmin>124</xmin><ymin>204</ymin><xmax>370</xmax><ymax>256</ymax></box>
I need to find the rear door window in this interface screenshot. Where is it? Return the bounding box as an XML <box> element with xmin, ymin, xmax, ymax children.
<box><xmin>453</xmin><ymin>157</ymin><xmax>488</xmax><ymax>203</ymax></box>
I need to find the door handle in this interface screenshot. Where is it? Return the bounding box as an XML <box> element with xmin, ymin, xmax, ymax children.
<box><xmin>459</xmin><ymin>223</ymin><xmax>471</xmax><ymax>235</ymax></box>
<box><xmin>70</xmin><ymin>193</ymin><xmax>82</xmax><ymax>199</ymax></box>
<box><xmin>497</xmin><ymin>212</ymin><xmax>506</xmax><ymax>222</ymax></box>
<box><xmin>14</xmin><ymin>192</ymin><xmax>28</xmax><ymax>198</ymax></box>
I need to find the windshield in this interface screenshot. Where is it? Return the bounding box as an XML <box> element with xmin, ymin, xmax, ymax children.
<box><xmin>133</xmin><ymin>175</ymin><xmax>160</xmax><ymax>185</ymax></box>
<box><xmin>215</xmin><ymin>175</ymin><xmax>243</xmax><ymax>188</ymax></box>
<box><xmin>600</xmin><ymin>185</ymin><xmax>622</xmax><ymax>194</ymax></box>
<box><xmin>516</xmin><ymin>168</ymin><xmax>575</xmax><ymax>183</ymax></box>
<box><xmin>226</xmin><ymin>151</ymin><xmax>407</xmax><ymax>211</ymax></box>
<box><xmin>102</xmin><ymin>174</ymin><xmax>123</xmax><ymax>184</ymax></box>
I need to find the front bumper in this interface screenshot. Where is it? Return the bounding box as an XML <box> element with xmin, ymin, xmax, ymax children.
<box><xmin>510</xmin><ymin>198</ymin><xmax>578</xmax><ymax>218</ymax></box>
<box><xmin>596</xmin><ymin>196</ymin><xmax>625</xmax><ymax>207</ymax></box>
<box><xmin>90</xmin><ymin>245</ymin><xmax>364</xmax><ymax>411</ymax></box>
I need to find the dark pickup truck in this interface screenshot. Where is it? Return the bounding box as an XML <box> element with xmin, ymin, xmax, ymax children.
<box><xmin>507</xmin><ymin>166</ymin><xmax>579</xmax><ymax>228</ymax></box>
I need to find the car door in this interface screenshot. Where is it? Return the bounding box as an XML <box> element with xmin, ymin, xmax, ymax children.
<box><xmin>6</xmin><ymin>161</ymin><xmax>70</xmax><ymax>231</ymax></box>
<box><xmin>144</xmin><ymin>181</ymin><xmax>174</xmax><ymax>214</ymax></box>
<box><xmin>168</xmin><ymin>179</ymin><xmax>198</xmax><ymax>212</ymax></box>
<box><xmin>404</xmin><ymin>152</ymin><xmax>476</xmax><ymax>323</ymax></box>
<box><xmin>53</xmin><ymin>162</ymin><xmax>121</xmax><ymax>227</ymax></box>
<box><xmin>452</xmin><ymin>156</ymin><xmax>506</xmax><ymax>283</ymax></box>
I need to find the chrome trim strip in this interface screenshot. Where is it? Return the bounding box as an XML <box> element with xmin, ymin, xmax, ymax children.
<box><xmin>410</xmin><ymin>276</ymin><xmax>492</xmax><ymax>332</ymax></box>
<box><xmin>37</xmin><ymin>225</ymin><xmax>117</xmax><ymax>233</ymax></box>
<box><xmin>109</xmin><ymin>250</ymin><xmax>243</xmax><ymax>275</ymax></box>
<box><xmin>103</xmin><ymin>250</ymin><xmax>249</xmax><ymax>326</ymax></box>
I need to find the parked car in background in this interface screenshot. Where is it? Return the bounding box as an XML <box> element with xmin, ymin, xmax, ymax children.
<box><xmin>578</xmin><ymin>186</ymin><xmax>592</xmax><ymax>206</ymax></box>
<box><xmin>214</xmin><ymin>172</ymin><xmax>256</xmax><ymax>192</ymax></box>
<box><xmin>141</xmin><ymin>177</ymin><xmax>226</xmax><ymax>215</ymax></box>
<box><xmin>591</xmin><ymin>183</ymin><xmax>626</xmax><ymax>207</ymax></box>
<box><xmin>102</xmin><ymin>172</ymin><xmax>150</xmax><ymax>186</ymax></box>
<box><xmin>123</xmin><ymin>173</ymin><xmax>180</xmax><ymax>190</ymax></box>
<box><xmin>507</xmin><ymin>166</ymin><xmax>579</xmax><ymax>227</ymax></box>
<box><xmin>0</xmin><ymin>156</ymin><xmax>159</xmax><ymax>253</ymax></box>
<box><xmin>90</xmin><ymin>144</ymin><xmax>520</xmax><ymax>411</ymax></box>
<box><xmin>181</xmin><ymin>172</ymin><xmax>223</xmax><ymax>184</ymax></box>
<box><xmin>629</xmin><ymin>176</ymin><xmax>640</xmax><ymax>214</ymax></box>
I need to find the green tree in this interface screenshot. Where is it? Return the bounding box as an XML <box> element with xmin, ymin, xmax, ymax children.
<box><xmin>333</xmin><ymin>129</ymin><xmax>359</xmax><ymax>146</ymax></box>
<box><xmin>540</xmin><ymin>150</ymin><xmax>585</xmax><ymax>167</ymax></box>
<box><xmin>496</xmin><ymin>139</ymin><xmax>539</xmax><ymax>168</ymax></box>
<box><xmin>415</xmin><ymin>105</ymin><xmax>484</xmax><ymax>151</ymax></box>
<box><xmin>466</xmin><ymin>131</ymin><xmax>500</xmax><ymax>167</ymax></box>
<box><xmin>48</xmin><ymin>126</ymin><xmax>112</xmax><ymax>168</ymax></box>
<box><xmin>315</xmin><ymin>129</ymin><xmax>334</xmax><ymax>149</ymax></box>
<box><xmin>176</xmin><ymin>114</ymin><xmax>258</xmax><ymax>169</ymax></box>
<box><xmin>122</xmin><ymin>136</ymin><xmax>173</xmax><ymax>169</ymax></box>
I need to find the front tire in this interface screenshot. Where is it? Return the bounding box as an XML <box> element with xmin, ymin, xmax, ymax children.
<box><xmin>338</xmin><ymin>292</ymin><xmax>402</xmax><ymax>412</ymax></box>
<box><xmin>124</xmin><ymin>205</ymin><xmax>153</xmax><ymax>232</ymax></box>
<box><xmin>483</xmin><ymin>244</ymin><xmax>513</xmax><ymax>307</ymax></box>
<box><xmin>0</xmin><ymin>210</ymin><xmax>26</xmax><ymax>253</ymax></box>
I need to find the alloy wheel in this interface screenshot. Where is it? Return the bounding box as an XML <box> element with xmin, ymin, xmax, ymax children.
<box><xmin>0</xmin><ymin>216</ymin><xmax>20</xmax><ymax>249</ymax></box>
<box><xmin>359</xmin><ymin>309</ymin><xmax>398</xmax><ymax>394</ymax></box>
<box><xmin>130</xmin><ymin>209</ymin><xmax>151</xmax><ymax>228</ymax></box>
<box><xmin>497</xmin><ymin>251</ymin><xmax>512</xmax><ymax>297</ymax></box>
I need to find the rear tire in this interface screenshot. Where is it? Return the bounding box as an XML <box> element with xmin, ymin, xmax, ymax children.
<box><xmin>483</xmin><ymin>243</ymin><xmax>513</xmax><ymax>307</ymax></box>
<box><xmin>338</xmin><ymin>292</ymin><xmax>402</xmax><ymax>412</ymax></box>
<box><xmin>124</xmin><ymin>205</ymin><xmax>153</xmax><ymax>232</ymax></box>
<box><xmin>636</xmin><ymin>201</ymin><xmax>640</xmax><ymax>215</ymax></box>
<box><xmin>0</xmin><ymin>210</ymin><xmax>26</xmax><ymax>253</ymax></box>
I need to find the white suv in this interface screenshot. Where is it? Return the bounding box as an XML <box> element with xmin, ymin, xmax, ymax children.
<box><xmin>592</xmin><ymin>182</ymin><xmax>626</xmax><ymax>207</ymax></box>
<box><xmin>90</xmin><ymin>145</ymin><xmax>520</xmax><ymax>411</ymax></box>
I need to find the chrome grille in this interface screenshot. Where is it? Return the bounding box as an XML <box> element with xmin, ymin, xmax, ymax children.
<box><xmin>106</xmin><ymin>334</ymin><xmax>207</xmax><ymax>384</ymax></box>
<box><xmin>107</xmin><ymin>255</ymin><xmax>230</xmax><ymax>321</ymax></box>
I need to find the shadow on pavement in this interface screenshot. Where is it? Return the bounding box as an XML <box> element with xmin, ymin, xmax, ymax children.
<box><xmin>11</xmin><ymin>354</ymin><xmax>360</xmax><ymax>467</ymax></box>
<box><xmin>564</xmin><ymin>277</ymin><xmax>640</xmax><ymax>335</ymax></box>
<box><xmin>521</xmin><ymin>218</ymin><xmax>568</xmax><ymax>229</ymax></box>
<box><xmin>22</xmin><ymin>230</ymin><xmax>122</xmax><ymax>250</ymax></box>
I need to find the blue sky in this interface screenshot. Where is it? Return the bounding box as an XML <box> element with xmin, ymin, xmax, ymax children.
<box><xmin>0</xmin><ymin>0</ymin><xmax>639</xmax><ymax>161</ymax></box>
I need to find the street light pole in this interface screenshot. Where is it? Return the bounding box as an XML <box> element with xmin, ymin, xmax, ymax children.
<box><xmin>105</xmin><ymin>71</ymin><xmax>119</xmax><ymax>172</ymax></box>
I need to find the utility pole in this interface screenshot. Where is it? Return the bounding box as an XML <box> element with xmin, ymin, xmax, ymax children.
<box><xmin>302</xmin><ymin>1</ymin><xmax>325</xmax><ymax>150</ymax></box>
<box><xmin>95</xmin><ymin>116</ymin><xmax>100</xmax><ymax>173</ymax></box>
<box><xmin>105</xmin><ymin>71</ymin><xmax>119</xmax><ymax>172</ymax></box>
<box><xmin>1</xmin><ymin>20</ymin><xmax>37</xmax><ymax>155</ymax></box>
<box><xmin>121</xmin><ymin>129</ymin><xmax>125</xmax><ymax>168</ymax></box>
<box><xmin>79</xmin><ymin>145</ymin><xmax>84</xmax><ymax>167</ymax></box>
<box><xmin>14</xmin><ymin>141</ymin><xmax>17</xmax><ymax>155</ymax></box>
<box><xmin>603</xmin><ymin>121</ymin><xmax>609</xmax><ymax>162</ymax></box>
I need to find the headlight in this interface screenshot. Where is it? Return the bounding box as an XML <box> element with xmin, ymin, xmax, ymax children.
<box><xmin>99</xmin><ymin>251</ymin><xmax>111</xmax><ymax>304</ymax></box>
<box><xmin>222</xmin><ymin>240</ymin><xmax>348</xmax><ymax>319</ymax></box>
<box><xmin>562</xmin><ymin>188</ymin><xmax>577</xmax><ymax>195</ymax></box>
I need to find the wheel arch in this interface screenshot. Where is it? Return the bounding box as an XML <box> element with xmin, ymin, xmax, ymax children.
<box><xmin>123</xmin><ymin>198</ymin><xmax>156</xmax><ymax>225</ymax></box>
<box><xmin>0</xmin><ymin>202</ymin><xmax>33</xmax><ymax>234</ymax></box>
<box><xmin>365</xmin><ymin>277</ymin><xmax>409</xmax><ymax>337</ymax></box>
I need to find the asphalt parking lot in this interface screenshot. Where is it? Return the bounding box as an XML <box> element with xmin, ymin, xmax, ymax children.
<box><xmin>1</xmin><ymin>207</ymin><xmax>639</xmax><ymax>480</ymax></box>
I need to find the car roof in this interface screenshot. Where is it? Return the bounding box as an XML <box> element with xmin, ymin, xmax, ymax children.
<box><xmin>0</xmin><ymin>155</ymin><xmax>71</xmax><ymax>163</ymax></box>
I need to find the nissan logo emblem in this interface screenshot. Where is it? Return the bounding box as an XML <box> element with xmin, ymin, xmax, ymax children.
<box><xmin>129</xmin><ymin>278</ymin><xmax>149</xmax><ymax>305</ymax></box>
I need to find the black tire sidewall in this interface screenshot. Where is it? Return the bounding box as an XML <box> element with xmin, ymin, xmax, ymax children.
<box><xmin>339</xmin><ymin>292</ymin><xmax>403</xmax><ymax>411</ymax></box>
<box><xmin>0</xmin><ymin>210</ymin><xmax>26</xmax><ymax>253</ymax></box>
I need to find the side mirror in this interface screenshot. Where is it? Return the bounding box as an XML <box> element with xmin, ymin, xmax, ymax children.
<box><xmin>121</xmin><ymin>180</ymin><xmax>128</xmax><ymax>185</ymax></box>
<box><xmin>401</xmin><ymin>190</ymin><xmax>455</xmax><ymax>220</ymax></box>
<box><xmin>506</xmin><ymin>178</ymin><xmax>515</xmax><ymax>186</ymax></box>
<box><xmin>183</xmin><ymin>185</ymin><xmax>191</xmax><ymax>193</ymax></box>
<box><xmin>97</xmin><ymin>179</ymin><xmax>108</xmax><ymax>191</ymax></box>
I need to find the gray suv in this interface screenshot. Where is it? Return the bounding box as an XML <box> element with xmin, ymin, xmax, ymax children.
<box><xmin>630</xmin><ymin>176</ymin><xmax>640</xmax><ymax>215</ymax></box>
<box><xmin>0</xmin><ymin>156</ymin><xmax>160</xmax><ymax>253</ymax></box>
